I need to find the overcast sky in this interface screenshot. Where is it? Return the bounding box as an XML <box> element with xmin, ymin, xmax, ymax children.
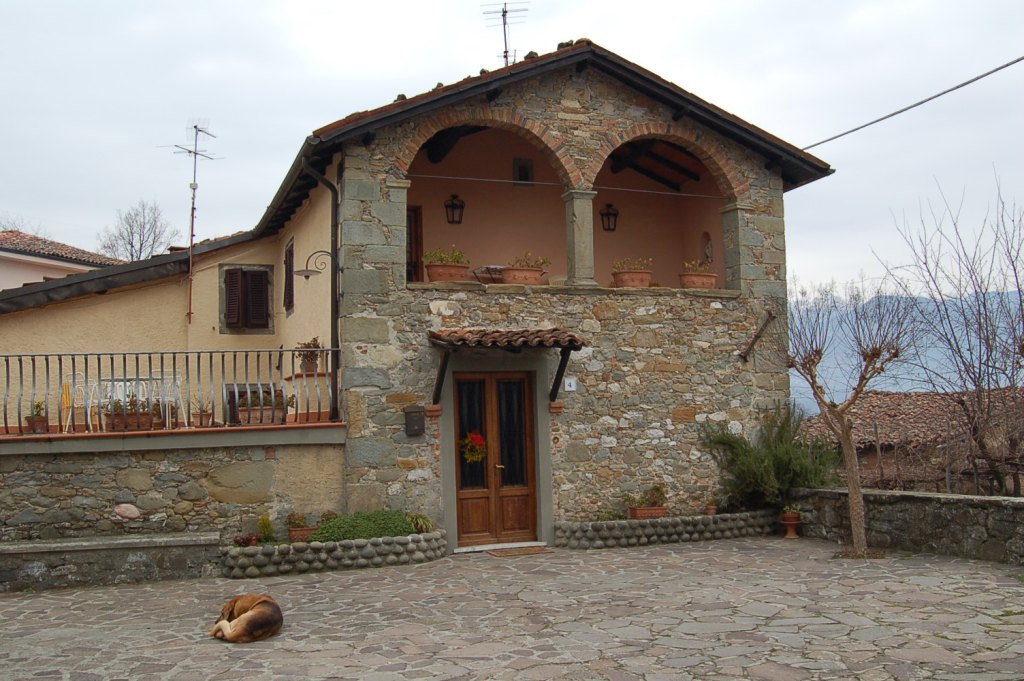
<box><xmin>1</xmin><ymin>0</ymin><xmax>1021</xmax><ymax>283</ymax></box>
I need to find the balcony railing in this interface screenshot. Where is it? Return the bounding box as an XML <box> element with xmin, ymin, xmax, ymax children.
<box><xmin>1</xmin><ymin>349</ymin><xmax>337</xmax><ymax>436</ymax></box>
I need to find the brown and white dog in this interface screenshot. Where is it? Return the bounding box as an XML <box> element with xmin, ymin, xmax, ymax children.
<box><xmin>209</xmin><ymin>593</ymin><xmax>283</xmax><ymax>643</ymax></box>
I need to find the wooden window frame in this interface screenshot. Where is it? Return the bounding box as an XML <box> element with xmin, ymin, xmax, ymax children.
<box><xmin>220</xmin><ymin>264</ymin><xmax>274</xmax><ymax>334</ymax></box>
<box><xmin>283</xmin><ymin>241</ymin><xmax>295</xmax><ymax>313</ymax></box>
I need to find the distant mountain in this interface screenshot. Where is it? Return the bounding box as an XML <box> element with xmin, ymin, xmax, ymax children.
<box><xmin>787</xmin><ymin>291</ymin><xmax>1021</xmax><ymax>415</ymax></box>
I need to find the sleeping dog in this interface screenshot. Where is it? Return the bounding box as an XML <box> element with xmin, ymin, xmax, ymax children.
<box><xmin>209</xmin><ymin>593</ymin><xmax>283</xmax><ymax>643</ymax></box>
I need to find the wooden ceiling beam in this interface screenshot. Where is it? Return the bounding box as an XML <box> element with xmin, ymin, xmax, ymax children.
<box><xmin>425</xmin><ymin>125</ymin><xmax>488</xmax><ymax>164</ymax></box>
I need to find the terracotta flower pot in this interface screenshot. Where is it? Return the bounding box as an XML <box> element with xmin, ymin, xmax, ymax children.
<box><xmin>780</xmin><ymin>512</ymin><xmax>801</xmax><ymax>539</ymax></box>
<box><xmin>679</xmin><ymin>272</ymin><xmax>718</xmax><ymax>289</ymax></box>
<box><xmin>628</xmin><ymin>506</ymin><xmax>668</xmax><ymax>520</ymax></box>
<box><xmin>501</xmin><ymin>267</ymin><xmax>545</xmax><ymax>284</ymax></box>
<box><xmin>425</xmin><ymin>263</ymin><xmax>470</xmax><ymax>282</ymax></box>
<box><xmin>612</xmin><ymin>270</ymin><xmax>652</xmax><ymax>288</ymax></box>
<box><xmin>706</xmin><ymin>505</ymin><xmax>718</xmax><ymax>516</ymax></box>
<box><xmin>24</xmin><ymin>416</ymin><xmax>49</xmax><ymax>434</ymax></box>
<box><xmin>236</xmin><ymin>407</ymin><xmax>285</xmax><ymax>425</ymax></box>
<box><xmin>288</xmin><ymin>526</ymin><xmax>317</xmax><ymax>542</ymax></box>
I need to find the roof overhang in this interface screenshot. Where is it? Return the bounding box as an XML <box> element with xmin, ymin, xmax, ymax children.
<box><xmin>253</xmin><ymin>40</ymin><xmax>832</xmax><ymax>241</ymax></box>
<box><xmin>0</xmin><ymin>231</ymin><xmax>257</xmax><ymax>315</ymax></box>
<box><xmin>427</xmin><ymin>328</ymin><xmax>588</xmax><ymax>405</ymax></box>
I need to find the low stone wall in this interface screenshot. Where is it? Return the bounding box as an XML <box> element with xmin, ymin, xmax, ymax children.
<box><xmin>798</xmin><ymin>489</ymin><xmax>1024</xmax><ymax>564</ymax></box>
<box><xmin>0</xmin><ymin>532</ymin><xmax>221</xmax><ymax>592</ymax></box>
<box><xmin>0</xmin><ymin>438</ymin><xmax>346</xmax><ymax>543</ymax></box>
<box><xmin>220</xmin><ymin>530</ymin><xmax>448</xmax><ymax>578</ymax></box>
<box><xmin>554</xmin><ymin>510</ymin><xmax>775</xmax><ymax>549</ymax></box>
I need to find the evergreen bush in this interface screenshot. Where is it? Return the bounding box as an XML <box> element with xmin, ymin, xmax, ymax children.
<box><xmin>309</xmin><ymin>509</ymin><xmax>416</xmax><ymax>542</ymax></box>
<box><xmin>701</xmin><ymin>405</ymin><xmax>837</xmax><ymax>509</ymax></box>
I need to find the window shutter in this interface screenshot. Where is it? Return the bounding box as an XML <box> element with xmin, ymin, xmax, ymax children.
<box><xmin>246</xmin><ymin>269</ymin><xmax>270</xmax><ymax>328</ymax></box>
<box><xmin>283</xmin><ymin>245</ymin><xmax>294</xmax><ymax>311</ymax></box>
<box><xmin>224</xmin><ymin>268</ymin><xmax>243</xmax><ymax>327</ymax></box>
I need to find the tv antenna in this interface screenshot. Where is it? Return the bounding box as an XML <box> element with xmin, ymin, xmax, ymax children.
<box><xmin>483</xmin><ymin>2</ymin><xmax>528</xmax><ymax>67</ymax></box>
<box><xmin>165</xmin><ymin>119</ymin><xmax>218</xmax><ymax>323</ymax></box>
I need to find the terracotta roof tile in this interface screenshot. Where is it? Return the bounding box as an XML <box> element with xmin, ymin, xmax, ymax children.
<box><xmin>802</xmin><ymin>388</ymin><xmax>1023</xmax><ymax>450</ymax></box>
<box><xmin>0</xmin><ymin>230</ymin><xmax>122</xmax><ymax>267</ymax></box>
<box><xmin>428</xmin><ymin>328</ymin><xmax>587</xmax><ymax>350</ymax></box>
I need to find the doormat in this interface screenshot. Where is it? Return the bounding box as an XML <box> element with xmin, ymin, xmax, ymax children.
<box><xmin>487</xmin><ymin>546</ymin><xmax>555</xmax><ymax>557</ymax></box>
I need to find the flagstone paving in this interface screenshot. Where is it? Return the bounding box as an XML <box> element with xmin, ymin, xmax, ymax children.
<box><xmin>2</xmin><ymin>537</ymin><xmax>1023</xmax><ymax>680</ymax></box>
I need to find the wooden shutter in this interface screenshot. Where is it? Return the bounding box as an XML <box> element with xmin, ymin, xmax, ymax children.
<box><xmin>224</xmin><ymin>268</ymin><xmax>243</xmax><ymax>327</ymax></box>
<box><xmin>283</xmin><ymin>245</ymin><xmax>294</xmax><ymax>311</ymax></box>
<box><xmin>246</xmin><ymin>269</ymin><xmax>270</xmax><ymax>328</ymax></box>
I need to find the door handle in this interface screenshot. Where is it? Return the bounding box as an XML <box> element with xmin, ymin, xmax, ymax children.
<box><xmin>494</xmin><ymin>464</ymin><xmax>505</xmax><ymax>469</ymax></box>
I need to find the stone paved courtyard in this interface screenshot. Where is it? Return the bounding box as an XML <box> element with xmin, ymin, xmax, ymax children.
<box><xmin>2</xmin><ymin>537</ymin><xmax>1024</xmax><ymax>680</ymax></box>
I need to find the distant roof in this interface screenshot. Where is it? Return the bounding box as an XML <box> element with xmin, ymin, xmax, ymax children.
<box><xmin>801</xmin><ymin>389</ymin><xmax>1023</xmax><ymax>451</ymax></box>
<box><xmin>0</xmin><ymin>229</ymin><xmax>122</xmax><ymax>267</ymax></box>
<box><xmin>254</xmin><ymin>38</ymin><xmax>833</xmax><ymax>238</ymax></box>
<box><xmin>0</xmin><ymin>231</ymin><xmax>255</xmax><ymax>315</ymax></box>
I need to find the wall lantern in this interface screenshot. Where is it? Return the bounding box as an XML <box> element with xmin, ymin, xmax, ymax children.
<box><xmin>444</xmin><ymin>194</ymin><xmax>466</xmax><ymax>224</ymax></box>
<box><xmin>599</xmin><ymin>203</ymin><xmax>619</xmax><ymax>231</ymax></box>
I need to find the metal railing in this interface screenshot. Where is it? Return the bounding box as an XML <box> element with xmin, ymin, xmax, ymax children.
<box><xmin>1</xmin><ymin>348</ymin><xmax>337</xmax><ymax>436</ymax></box>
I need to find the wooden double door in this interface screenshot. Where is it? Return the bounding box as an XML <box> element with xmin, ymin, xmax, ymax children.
<box><xmin>454</xmin><ymin>372</ymin><xmax>537</xmax><ymax>546</ymax></box>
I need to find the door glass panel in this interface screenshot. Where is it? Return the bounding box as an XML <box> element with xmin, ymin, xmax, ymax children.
<box><xmin>497</xmin><ymin>379</ymin><xmax>526</xmax><ymax>486</ymax></box>
<box><xmin>456</xmin><ymin>379</ymin><xmax>487</xmax><ymax>489</ymax></box>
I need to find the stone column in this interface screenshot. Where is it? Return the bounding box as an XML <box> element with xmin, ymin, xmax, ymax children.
<box><xmin>562</xmin><ymin>189</ymin><xmax>599</xmax><ymax>287</ymax></box>
<box><xmin>720</xmin><ymin>202</ymin><xmax>754</xmax><ymax>294</ymax></box>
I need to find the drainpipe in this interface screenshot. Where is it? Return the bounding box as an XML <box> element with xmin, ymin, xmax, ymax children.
<box><xmin>300</xmin><ymin>156</ymin><xmax>341</xmax><ymax>422</ymax></box>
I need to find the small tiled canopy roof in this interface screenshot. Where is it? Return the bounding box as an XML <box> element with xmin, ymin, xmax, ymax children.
<box><xmin>428</xmin><ymin>328</ymin><xmax>587</xmax><ymax>350</ymax></box>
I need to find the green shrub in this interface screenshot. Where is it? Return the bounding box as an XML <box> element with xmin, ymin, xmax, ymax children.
<box><xmin>256</xmin><ymin>513</ymin><xmax>275</xmax><ymax>543</ymax></box>
<box><xmin>701</xmin><ymin>405</ymin><xmax>837</xmax><ymax>509</ymax></box>
<box><xmin>310</xmin><ymin>509</ymin><xmax>416</xmax><ymax>542</ymax></box>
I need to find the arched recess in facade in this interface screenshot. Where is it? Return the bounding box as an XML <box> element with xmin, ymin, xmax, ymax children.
<box><xmin>588</xmin><ymin>125</ymin><xmax>744</xmax><ymax>290</ymax></box>
<box><xmin>396</xmin><ymin>110</ymin><xmax>582</xmax><ymax>284</ymax></box>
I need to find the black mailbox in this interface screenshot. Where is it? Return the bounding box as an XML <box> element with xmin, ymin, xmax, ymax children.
<box><xmin>404</xmin><ymin>405</ymin><xmax>426</xmax><ymax>436</ymax></box>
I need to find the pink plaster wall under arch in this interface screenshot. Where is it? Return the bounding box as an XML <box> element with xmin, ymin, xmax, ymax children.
<box><xmin>394</xmin><ymin>107</ymin><xmax>582</xmax><ymax>189</ymax></box>
<box><xmin>587</xmin><ymin>124</ymin><xmax>741</xmax><ymax>202</ymax></box>
<box><xmin>591</xmin><ymin>143</ymin><xmax>727</xmax><ymax>287</ymax></box>
<box><xmin>408</xmin><ymin>127</ymin><xmax>569</xmax><ymax>280</ymax></box>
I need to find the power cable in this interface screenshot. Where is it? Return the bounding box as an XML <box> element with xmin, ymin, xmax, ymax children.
<box><xmin>802</xmin><ymin>55</ymin><xmax>1024</xmax><ymax>151</ymax></box>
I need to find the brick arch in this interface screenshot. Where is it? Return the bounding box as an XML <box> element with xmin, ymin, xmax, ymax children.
<box><xmin>586</xmin><ymin>123</ymin><xmax>740</xmax><ymax>200</ymax></box>
<box><xmin>393</xmin><ymin>107</ymin><xmax>584</xmax><ymax>188</ymax></box>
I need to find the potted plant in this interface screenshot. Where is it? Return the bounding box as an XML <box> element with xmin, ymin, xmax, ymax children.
<box><xmin>705</xmin><ymin>494</ymin><xmax>720</xmax><ymax>516</ymax></box>
<box><xmin>623</xmin><ymin>483</ymin><xmax>669</xmax><ymax>519</ymax></box>
<box><xmin>502</xmin><ymin>252</ymin><xmax>550</xmax><ymax>284</ymax></box>
<box><xmin>285</xmin><ymin>511</ymin><xmax>317</xmax><ymax>542</ymax></box>
<box><xmin>679</xmin><ymin>260</ymin><xmax>718</xmax><ymax>289</ymax></box>
<box><xmin>423</xmin><ymin>245</ymin><xmax>470</xmax><ymax>282</ymax></box>
<box><xmin>296</xmin><ymin>336</ymin><xmax>323</xmax><ymax>373</ymax></box>
<box><xmin>104</xmin><ymin>394</ymin><xmax>164</xmax><ymax>431</ymax></box>
<box><xmin>24</xmin><ymin>400</ymin><xmax>49</xmax><ymax>434</ymax></box>
<box><xmin>234</xmin><ymin>388</ymin><xmax>294</xmax><ymax>425</ymax></box>
<box><xmin>611</xmin><ymin>257</ymin><xmax>654</xmax><ymax>288</ymax></box>
<box><xmin>191</xmin><ymin>395</ymin><xmax>214</xmax><ymax>427</ymax></box>
<box><xmin>780</xmin><ymin>503</ymin><xmax>801</xmax><ymax>539</ymax></box>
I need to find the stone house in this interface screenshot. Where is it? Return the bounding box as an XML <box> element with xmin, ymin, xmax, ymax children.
<box><xmin>0</xmin><ymin>39</ymin><xmax>831</xmax><ymax>551</ymax></box>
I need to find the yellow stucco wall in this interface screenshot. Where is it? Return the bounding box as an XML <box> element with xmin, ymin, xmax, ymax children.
<box><xmin>0</xmin><ymin>278</ymin><xmax>188</xmax><ymax>354</ymax></box>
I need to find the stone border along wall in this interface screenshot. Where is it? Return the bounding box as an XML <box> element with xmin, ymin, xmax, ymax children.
<box><xmin>0</xmin><ymin>532</ymin><xmax>221</xmax><ymax>592</ymax></box>
<box><xmin>797</xmin><ymin>489</ymin><xmax>1024</xmax><ymax>564</ymax></box>
<box><xmin>221</xmin><ymin>530</ymin><xmax>448</xmax><ymax>579</ymax></box>
<box><xmin>554</xmin><ymin>510</ymin><xmax>776</xmax><ymax>549</ymax></box>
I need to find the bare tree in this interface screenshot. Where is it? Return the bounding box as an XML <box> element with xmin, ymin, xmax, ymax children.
<box><xmin>783</xmin><ymin>280</ymin><xmax>916</xmax><ymax>555</ymax></box>
<box><xmin>98</xmin><ymin>201</ymin><xmax>179</xmax><ymax>261</ymax></box>
<box><xmin>890</xmin><ymin>187</ymin><xmax>1024</xmax><ymax>494</ymax></box>
<box><xmin>0</xmin><ymin>213</ymin><xmax>49</xmax><ymax>238</ymax></box>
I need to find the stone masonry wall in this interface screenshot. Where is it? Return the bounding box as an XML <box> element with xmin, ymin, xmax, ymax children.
<box><xmin>799</xmin><ymin>489</ymin><xmax>1024</xmax><ymax>564</ymax></box>
<box><xmin>335</xmin><ymin>62</ymin><xmax>791</xmax><ymax>525</ymax></box>
<box><xmin>343</xmin><ymin>284</ymin><xmax>786</xmax><ymax>522</ymax></box>
<box><xmin>0</xmin><ymin>444</ymin><xmax>345</xmax><ymax>542</ymax></box>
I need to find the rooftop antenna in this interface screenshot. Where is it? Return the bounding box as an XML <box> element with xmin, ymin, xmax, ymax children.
<box><xmin>166</xmin><ymin>119</ymin><xmax>217</xmax><ymax>324</ymax></box>
<box><xmin>483</xmin><ymin>2</ymin><xmax>528</xmax><ymax>66</ymax></box>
